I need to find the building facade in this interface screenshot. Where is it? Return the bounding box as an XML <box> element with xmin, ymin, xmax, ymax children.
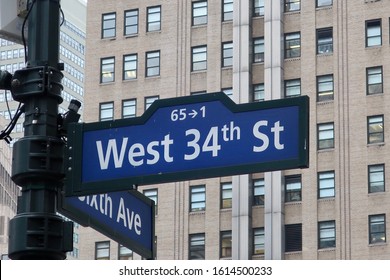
<box><xmin>79</xmin><ymin>0</ymin><xmax>390</xmax><ymax>260</ymax></box>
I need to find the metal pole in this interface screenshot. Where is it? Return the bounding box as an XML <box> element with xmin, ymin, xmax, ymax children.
<box><xmin>8</xmin><ymin>0</ymin><xmax>73</xmax><ymax>260</ymax></box>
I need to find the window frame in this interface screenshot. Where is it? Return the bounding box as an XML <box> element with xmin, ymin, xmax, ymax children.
<box><xmin>368</xmin><ymin>164</ymin><xmax>385</xmax><ymax>193</ymax></box>
<box><xmin>189</xmin><ymin>233</ymin><xmax>205</xmax><ymax>260</ymax></box>
<box><xmin>366</xmin><ymin>66</ymin><xmax>383</xmax><ymax>95</ymax></box>
<box><xmin>253</xmin><ymin>83</ymin><xmax>265</xmax><ymax>102</ymax></box>
<box><xmin>99</xmin><ymin>102</ymin><xmax>114</xmax><ymax>122</ymax></box>
<box><xmin>317</xmin><ymin>74</ymin><xmax>334</xmax><ymax>101</ymax></box>
<box><xmin>316</xmin><ymin>0</ymin><xmax>333</xmax><ymax>8</ymax></box>
<box><xmin>144</xmin><ymin>188</ymin><xmax>158</xmax><ymax>215</ymax></box>
<box><xmin>222</xmin><ymin>0</ymin><xmax>233</xmax><ymax>22</ymax></box>
<box><xmin>118</xmin><ymin>244</ymin><xmax>133</xmax><ymax>260</ymax></box>
<box><xmin>145</xmin><ymin>96</ymin><xmax>159</xmax><ymax>111</ymax></box>
<box><xmin>366</xmin><ymin>19</ymin><xmax>382</xmax><ymax>47</ymax></box>
<box><xmin>190</xmin><ymin>185</ymin><xmax>206</xmax><ymax>212</ymax></box>
<box><xmin>253</xmin><ymin>178</ymin><xmax>265</xmax><ymax>206</ymax></box>
<box><xmin>253</xmin><ymin>227</ymin><xmax>265</xmax><ymax>255</ymax></box>
<box><xmin>284</xmin><ymin>0</ymin><xmax>300</xmax><ymax>12</ymax></box>
<box><xmin>147</xmin><ymin>6</ymin><xmax>161</xmax><ymax>32</ymax></box>
<box><xmin>192</xmin><ymin>1</ymin><xmax>208</xmax><ymax>26</ymax></box>
<box><xmin>100</xmin><ymin>56</ymin><xmax>115</xmax><ymax>83</ymax></box>
<box><xmin>285</xmin><ymin>223</ymin><xmax>302</xmax><ymax>252</ymax></box>
<box><xmin>317</xmin><ymin>122</ymin><xmax>335</xmax><ymax>150</ymax></box>
<box><xmin>369</xmin><ymin>214</ymin><xmax>386</xmax><ymax>244</ymax></box>
<box><xmin>318</xmin><ymin>220</ymin><xmax>336</xmax><ymax>249</ymax></box>
<box><xmin>124</xmin><ymin>9</ymin><xmax>138</xmax><ymax>36</ymax></box>
<box><xmin>253</xmin><ymin>37</ymin><xmax>265</xmax><ymax>63</ymax></box>
<box><xmin>192</xmin><ymin>45</ymin><xmax>207</xmax><ymax>71</ymax></box>
<box><xmin>318</xmin><ymin>171</ymin><xmax>335</xmax><ymax>199</ymax></box>
<box><xmin>285</xmin><ymin>32</ymin><xmax>301</xmax><ymax>59</ymax></box>
<box><xmin>221</xmin><ymin>182</ymin><xmax>232</xmax><ymax>209</ymax></box>
<box><xmin>367</xmin><ymin>115</ymin><xmax>384</xmax><ymax>144</ymax></box>
<box><xmin>123</xmin><ymin>54</ymin><xmax>137</xmax><ymax>81</ymax></box>
<box><xmin>285</xmin><ymin>175</ymin><xmax>302</xmax><ymax>202</ymax></box>
<box><xmin>95</xmin><ymin>241</ymin><xmax>110</xmax><ymax>260</ymax></box>
<box><xmin>253</xmin><ymin>0</ymin><xmax>265</xmax><ymax>17</ymax></box>
<box><xmin>222</xmin><ymin>42</ymin><xmax>233</xmax><ymax>67</ymax></box>
<box><xmin>101</xmin><ymin>12</ymin><xmax>116</xmax><ymax>39</ymax></box>
<box><xmin>220</xmin><ymin>231</ymin><xmax>232</xmax><ymax>258</ymax></box>
<box><xmin>122</xmin><ymin>99</ymin><xmax>136</xmax><ymax>119</ymax></box>
<box><xmin>146</xmin><ymin>51</ymin><xmax>160</xmax><ymax>77</ymax></box>
<box><xmin>284</xmin><ymin>78</ymin><xmax>301</xmax><ymax>98</ymax></box>
<box><xmin>317</xmin><ymin>27</ymin><xmax>333</xmax><ymax>54</ymax></box>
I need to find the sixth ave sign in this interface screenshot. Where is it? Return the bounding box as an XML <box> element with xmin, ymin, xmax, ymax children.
<box><xmin>65</xmin><ymin>92</ymin><xmax>309</xmax><ymax>196</ymax></box>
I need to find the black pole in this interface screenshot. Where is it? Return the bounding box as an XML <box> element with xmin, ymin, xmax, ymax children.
<box><xmin>8</xmin><ymin>0</ymin><xmax>73</xmax><ymax>260</ymax></box>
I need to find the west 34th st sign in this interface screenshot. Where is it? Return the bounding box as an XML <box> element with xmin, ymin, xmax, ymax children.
<box><xmin>65</xmin><ymin>92</ymin><xmax>309</xmax><ymax>197</ymax></box>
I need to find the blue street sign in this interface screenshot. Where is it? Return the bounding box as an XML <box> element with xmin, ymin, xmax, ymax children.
<box><xmin>65</xmin><ymin>92</ymin><xmax>309</xmax><ymax>196</ymax></box>
<box><xmin>58</xmin><ymin>190</ymin><xmax>155</xmax><ymax>259</ymax></box>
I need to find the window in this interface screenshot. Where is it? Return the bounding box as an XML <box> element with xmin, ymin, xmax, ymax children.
<box><xmin>222</xmin><ymin>42</ymin><xmax>233</xmax><ymax>67</ymax></box>
<box><xmin>146</xmin><ymin>51</ymin><xmax>160</xmax><ymax>77</ymax></box>
<box><xmin>285</xmin><ymin>32</ymin><xmax>301</xmax><ymax>58</ymax></box>
<box><xmin>317</xmin><ymin>28</ymin><xmax>333</xmax><ymax>54</ymax></box>
<box><xmin>223</xmin><ymin>0</ymin><xmax>233</xmax><ymax>21</ymax></box>
<box><xmin>367</xmin><ymin>115</ymin><xmax>384</xmax><ymax>144</ymax></box>
<box><xmin>318</xmin><ymin>171</ymin><xmax>335</xmax><ymax>198</ymax></box>
<box><xmin>368</xmin><ymin>164</ymin><xmax>385</xmax><ymax>193</ymax></box>
<box><xmin>124</xmin><ymin>9</ymin><xmax>138</xmax><ymax>36</ymax></box>
<box><xmin>366</xmin><ymin>19</ymin><xmax>381</xmax><ymax>47</ymax></box>
<box><xmin>99</xmin><ymin>102</ymin><xmax>114</xmax><ymax>121</ymax></box>
<box><xmin>253</xmin><ymin>83</ymin><xmax>265</xmax><ymax>102</ymax></box>
<box><xmin>190</xmin><ymin>185</ymin><xmax>206</xmax><ymax>212</ymax></box>
<box><xmin>317</xmin><ymin>74</ymin><xmax>334</xmax><ymax>101</ymax></box>
<box><xmin>318</xmin><ymin>123</ymin><xmax>334</xmax><ymax>150</ymax></box>
<box><xmin>221</xmin><ymin>182</ymin><xmax>232</xmax><ymax>209</ymax></box>
<box><xmin>285</xmin><ymin>175</ymin><xmax>302</xmax><ymax>202</ymax></box>
<box><xmin>253</xmin><ymin>178</ymin><xmax>265</xmax><ymax>206</ymax></box>
<box><xmin>317</xmin><ymin>0</ymin><xmax>332</xmax><ymax>7</ymax></box>
<box><xmin>189</xmin><ymin>233</ymin><xmax>205</xmax><ymax>259</ymax></box>
<box><xmin>123</xmin><ymin>54</ymin><xmax>137</xmax><ymax>80</ymax></box>
<box><xmin>145</xmin><ymin>96</ymin><xmax>159</xmax><ymax>110</ymax></box>
<box><xmin>369</xmin><ymin>214</ymin><xmax>386</xmax><ymax>244</ymax></box>
<box><xmin>253</xmin><ymin>228</ymin><xmax>265</xmax><ymax>255</ymax></box>
<box><xmin>366</xmin><ymin>66</ymin><xmax>383</xmax><ymax>95</ymax></box>
<box><xmin>144</xmin><ymin>189</ymin><xmax>158</xmax><ymax>215</ymax></box>
<box><xmin>102</xmin><ymin>13</ymin><xmax>116</xmax><ymax>38</ymax></box>
<box><xmin>220</xmin><ymin>231</ymin><xmax>232</xmax><ymax>258</ymax></box>
<box><xmin>253</xmin><ymin>37</ymin><xmax>264</xmax><ymax>63</ymax></box>
<box><xmin>95</xmin><ymin>241</ymin><xmax>110</xmax><ymax>260</ymax></box>
<box><xmin>284</xmin><ymin>0</ymin><xmax>300</xmax><ymax>12</ymax></box>
<box><xmin>318</xmin><ymin>221</ymin><xmax>336</xmax><ymax>249</ymax></box>
<box><xmin>122</xmin><ymin>99</ymin><xmax>136</xmax><ymax>119</ymax></box>
<box><xmin>285</xmin><ymin>79</ymin><xmax>301</xmax><ymax>98</ymax></box>
<box><xmin>192</xmin><ymin>46</ymin><xmax>207</xmax><ymax>71</ymax></box>
<box><xmin>118</xmin><ymin>245</ymin><xmax>133</xmax><ymax>260</ymax></box>
<box><xmin>254</xmin><ymin>0</ymin><xmax>265</xmax><ymax>17</ymax></box>
<box><xmin>100</xmin><ymin>57</ymin><xmax>115</xmax><ymax>83</ymax></box>
<box><xmin>147</xmin><ymin>6</ymin><xmax>161</xmax><ymax>32</ymax></box>
<box><xmin>192</xmin><ymin>1</ymin><xmax>207</xmax><ymax>26</ymax></box>
<box><xmin>285</xmin><ymin>224</ymin><xmax>302</xmax><ymax>252</ymax></box>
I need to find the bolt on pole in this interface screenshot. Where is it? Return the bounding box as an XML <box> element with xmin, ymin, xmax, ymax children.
<box><xmin>8</xmin><ymin>0</ymin><xmax>73</xmax><ymax>259</ymax></box>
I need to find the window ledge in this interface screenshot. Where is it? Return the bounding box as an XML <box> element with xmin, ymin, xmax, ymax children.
<box><xmin>101</xmin><ymin>37</ymin><xmax>116</xmax><ymax>42</ymax></box>
<box><xmin>368</xmin><ymin>242</ymin><xmax>387</xmax><ymax>247</ymax></box>
<box><xmin>284</xmin><ymin>57</ymin><xmax>301</xmax><ymax>62</ymax></box>
<box><xmin>365</xmin><ymin>45</ymin><xmax>382</xmax><ymax>50</ymax></box>
<box><xmin>367</xmin><ymin>142</ymin><xmax>385</xmax><ymax>148</ymax></box>
<box><xmin>317</xmin><ymin>52</ymin><xmax>333</xmax><ymax>57</ymax></box>
<box><xmin>285</xmin><ymin>201</ymin><xmax>302</xmax><ymax>205</ymax></box>
<box><xmin>99</xmin><ymin>82</ymin><xmax>115</xmax><ymax>86</ymax></box>
<box><xmin>189</xmin><ymin>210</ymin><xmax>205</xmax><ymax>216</ymax></box>
<box><xmin>317</xmin><ymin>148</ymin><xmax>335</xmax><ymax>153</ymax></box>
<box><xmin>124</xmin><ymin>34</ymin><xmax>139</xmax><ymax>39</ymax></box>
<box><xmin>318</xmin><ymin>197</ymin><xmax>335</xmax><ymax>202</ymax></box>
<box><xmin>317</xmin><ymin>100</ymin><xmax>334</xmax><ymax>105</ymax></box>
<box><xmin>145</xmin><ymin>75</ymin><xmax>161</xmax><ymax>80</ymax></box>
<box><xmin>315</xmin><ymin>6</ymin><xmax>333</xmax><ymax>11</ymax></box>
<box><xmin>318</xmin><ymin>247</ymin><xmax>336</xmax><ymax>252</ymax></box>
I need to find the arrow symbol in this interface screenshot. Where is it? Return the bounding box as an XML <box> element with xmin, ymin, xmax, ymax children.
<box><xmin>189</xmin><ymin>109</ymin><xmax>198</xmax><ymax>118</ymax></box>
